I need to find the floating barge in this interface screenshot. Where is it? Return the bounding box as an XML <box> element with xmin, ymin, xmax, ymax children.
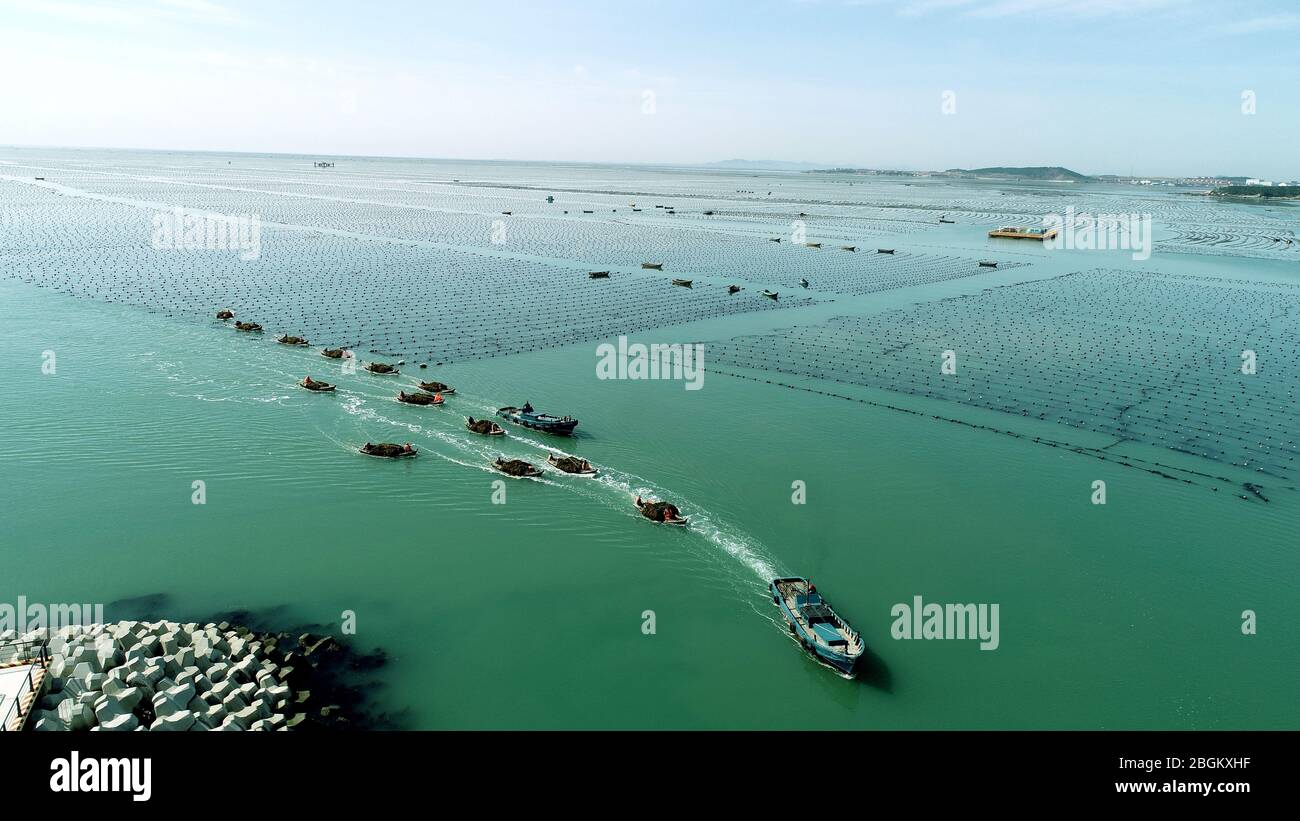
<box><xmin>988</xmin><ymin>226</ymin><xmax>1058</xmax><ymax>240</ymax></box>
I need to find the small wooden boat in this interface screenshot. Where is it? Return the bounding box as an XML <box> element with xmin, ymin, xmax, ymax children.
<box><xmin>635</xmin><ymin>496</ymin><xmax>688</xmax><ymax>526</ymax></box>
<box><xmin>588</xmin><ymin>271</ymin><xmax>610</xmax><ymax>279</ymax></box>
<box><xmin>216</xmin><ymin>309</ymin><xmax>234</xmax><ymax>320</ymax></box>
<box><xmin>978</xmin><ymin>260</ymin><xmax>998</xmax><ymax>268</ymax></box>
<box><xmin>762</xmin><ymin>290</ymin><xmax>779</xmax><ymax>300</ymax></box>
<box><xmin>397</xmin><ymin>390</ymin><xmax>443</xmax><ymax>406</ymax></box>
<box><xmin>277</xmin><ymin>335</ymin><xmax>309</xmax><ymax>346</ymax></box>
<box><xmin>359</xmin><ymin>442</ymin><xmax>416</xmax><ymax>459</ymax></box>
<box><xmin>365</xmin><ymin>362</ymin><xmax>399</xmax><ymax>375</ymax></box>
<box><xmin>769</xmin><ymin>237</ymin><xmax>782</xmax><ymax>243</ymax></box>
<box><xmin>840</xmin><ymin>245</ymin><xmax>857</xmax><ymax>252</ymax></box>
<box><xmin>321</xmin><ymin>347</ymin><xmax>347</xmax><ymax>359</ymax></box>
<box><xmin>300</xmin><ymin>377</ymin><xmax>335</xmax><ymax>392</ymax></box>
<box><xmin>418</xmin><ymin>380</ymin><xmax>455</xmax><ymax>395</ymax></box>
<box><xmin>939</xmin><ymin>218</ymin><xmax>955</xmax><ymax>224</ymax></box>
<box><xmin>877</xmin><ymin>248</ymin><xmax>895</xmax><ymax>254</ymax></box>
<box><xmin>547</xmin><ymin>454</ymin><xmax>598</xmax><ymax>477</ymax></box>
<box><xmin>501</xmin><ymin>211</ymin><xmax>512</xmax><ymax>215</ymax></box>
<box><xmin>799</xmin><ymin>278</ymin><xmax>809</xmax><ymax>289</ymax></box>
<box><xmin>493</xmin><ymin>457</ymin><xmax>543</xmax><ymax>478</ymax></box>
<box><xmin>497</xmin><ymin>406</ymin><xmax>578</xmax><ymax>435</ymax></box>
<box><xmin>641</xmin><ymin>262</ymin><xmax>664</xmax><ymax>270</ymax></box>
<box><xmin>727</xmin><ymin>285</ymin><xmax>741</xmax><ymax>294</ymax></box>
<box><xmin>671</xmin><ymin>278</ymin><xmax>692</xmax><ymax>288</ymax></box>
<box><xmin>234</xmin><ymin>321</ymin><xmax>263</xmax><ymax>332</ymax></box>
<box><xmin>769</xmin><ymin>577</ymin><xmax>864</xmax><ymax>678</ymax></box>
<box><xmin>805</xmin><ymin>242</ymin><xmax>822</xmax><ymax>249</ymax></box>
<box><xmin>466</xmin><ymin>417</ymin><xmax>505</xmax><ymax>436</ymax></box>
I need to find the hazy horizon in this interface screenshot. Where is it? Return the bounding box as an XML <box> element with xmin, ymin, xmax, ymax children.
<box><xmin>3</xmin><ymin>0</ymin><xmax>1299</xmax><ymax>179</ymax></box>
<box><xmin>2</xmin><ymin>143</ymin><xmax>1275</xmax><ymax>181</ymax></box>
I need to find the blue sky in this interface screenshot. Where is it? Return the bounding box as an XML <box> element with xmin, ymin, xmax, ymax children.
<box><xmin>2</xmin><ymin>0</ymin><xmax>1298</xmax><ymax>177</ymax></box>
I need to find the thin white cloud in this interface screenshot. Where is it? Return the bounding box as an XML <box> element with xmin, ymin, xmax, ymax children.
<box><xmin>1221</xmin><ymin>12</ymin><xmax>1300</xmax><ymax>35</ymax></box>
<box><xmin>897</xmin><ymin>0</ymin><xmax>977</xmax><ymax>17</ymax></box>
<box><xmin>895</xmin><ymin>0</ymin><xmax>1188</xmax><ymax>18</ymax></box>
<box><xmin>0</xmin><ymin>0</ymin><xmax>250</xmax><ymax>29</ymax></box>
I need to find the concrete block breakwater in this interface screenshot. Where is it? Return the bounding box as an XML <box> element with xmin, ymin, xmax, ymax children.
<box><xmin>7</xmin><ymin>620</ymin><xmax>374</xmax><ymax>731</ymax></box>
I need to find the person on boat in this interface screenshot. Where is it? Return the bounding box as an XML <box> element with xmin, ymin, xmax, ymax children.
<box><xmin>434</xmin><ymin>393</ymin><xmax>443</xmax><ymax>402</ymax></box>
<box><xmin>402</xmin><ymin>443</ymin><xmax>414</xmax><ymax>454</ymax></box>
<box><xmin>303</xmin><ymin>375</ymin><xmax>316</xmax><ymax>387</ymax></box>
<box><xmin>808</xmin><ymin>583</ymin><xmax>817</xmax><ymax>596</ymax></box>
<box><xmin>522</xmin><ymin>401</ymin><xmax>534</xmax><ymax>414</ymax></box>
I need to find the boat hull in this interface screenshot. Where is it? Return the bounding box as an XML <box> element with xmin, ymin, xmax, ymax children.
<box><xmin>359</xmin><ymin>446</ymin><xmax>416</xmax><ymax>459</ymax></box>
<box><xmin>493</xmin><ymin>464</ymin><xmax>543</xmax><ymax>479</ymax></box>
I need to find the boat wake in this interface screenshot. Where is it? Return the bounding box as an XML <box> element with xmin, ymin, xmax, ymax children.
<box><xmin>161</xmin><ymin>336</ymin><xmax>785</xmax><ymax>595</ymax></box>
<box><xmin>335</xmin><ymin>380</ymin><xmax>783</xmax><ymax>585</ymax></box>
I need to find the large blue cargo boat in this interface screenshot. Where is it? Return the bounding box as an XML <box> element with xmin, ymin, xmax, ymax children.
<box><xmin>769</xmin><ymin>577</ymin><xmax>864</xmax><ymax>677</ymax></box>
<box><xmin>496</xmin><ymin>404</ymin><xmax>579</xmax><ymax>435</ymax></box>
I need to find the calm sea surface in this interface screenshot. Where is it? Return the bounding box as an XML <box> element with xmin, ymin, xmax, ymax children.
<box><xmin>1</xmin><ymin>149</ymin><xmax>1295</xmax><ymax>728</ymax></box>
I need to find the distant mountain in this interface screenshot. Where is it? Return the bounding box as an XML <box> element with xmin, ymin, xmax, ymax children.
<box><xmin>945</xmin><ymin>166</ymin><xmax>1092</xmax><ymax>182</ymax></box>
<box><xmin>702</xmin><ymin>159</ymin><xmax>826</xmax><ymax>171</ymax></box>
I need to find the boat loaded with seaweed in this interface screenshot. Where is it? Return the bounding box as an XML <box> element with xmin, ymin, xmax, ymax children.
<box><xmin>493</xmin><ymin>457</ymin><xmax>543</xmax><ymax>478</ymax></box>
<box><xmin>769</xmin><ymin>577</ymin><xmax>864</xmax><ymax>677</ymax></box>
<box><xmin>465</xmin><ymin>417</ymin><xmax>506</xmax><ymax>436</ymax></box>
<box><xmin>547</xmin><ymin>454</ymin><xmax>598</xmax><ymax>476</ymax></box>
<box><xmin>418</xmin><ymin>380</ymin><xmax>455</xmax><ymax>395</ymax></box>
<box><xmin>299</xmin><ymin>376</ymin><xmax>336</xmax><ymax>392</ymax></box>
<box><xmin>397</xmin><ymin>390</ymin><xmax>442</xmax><ymax>406</ymax></box>
<box><xmin>635</xmin><ymin>496</ymin><xmax>688</xmax><ymax>526</ymax></box>
<box><xmin>359</xmin><ymin>442</ymin><xmax>417</xmax><ymax>458</ymax></box>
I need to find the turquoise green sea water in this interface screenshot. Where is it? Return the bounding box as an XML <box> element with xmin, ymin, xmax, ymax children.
<box><xmin>2</xmin><ymin>151</ymin><xmax>1296</xmax><ymax>728</ymax></box>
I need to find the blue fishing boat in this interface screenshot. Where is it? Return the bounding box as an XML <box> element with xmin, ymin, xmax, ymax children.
<box><xmin>496</xmin><ymin>404</ymin><xmax>579</xmax><ymax>435</ymax></box>
<box><xmin>769</xmin><ymin>577</ymin><xmax>864</xmax><ymax>677</ymax></box>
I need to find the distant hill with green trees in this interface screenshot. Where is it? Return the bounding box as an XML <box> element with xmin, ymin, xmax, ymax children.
<box><xmin>945</xmin><ymin>166</ymin><xmax>1092</xmax><ymax>181</ymax></box>
<box><xmin>1212</xmin><ymin>185</ymin><xmax>1300</xmax><ymax>199</ymax></box>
